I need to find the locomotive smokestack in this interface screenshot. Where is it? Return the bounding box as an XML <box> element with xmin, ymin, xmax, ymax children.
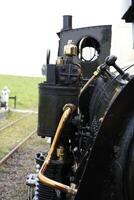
<box><xmin>62</xmin><ymin>15</ymin><xmax>72</xmax><ymax>31</ymax></box>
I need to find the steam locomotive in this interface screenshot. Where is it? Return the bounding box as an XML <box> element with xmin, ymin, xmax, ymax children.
<box><xmin>26</xmin><ymin>16</ymin><xmax>134</xmax><ymax>200</ymax></box>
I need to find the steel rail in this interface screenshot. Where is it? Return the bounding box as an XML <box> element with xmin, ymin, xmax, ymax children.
<box><xmin>0</xmin><ymin>113</ymin><xmax>33</xmax><ymax>133</ymax></box>
<box><xmin>0</xmin><ymin>130</ymin><xmax>36</xmax><ymax>166</ymax></box>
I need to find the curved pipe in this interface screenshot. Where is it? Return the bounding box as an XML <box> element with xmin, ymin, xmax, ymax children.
<box><xmin>80</xmin><ymin>69</ymin><xmax>100</xmax><ymax>96</ymax></box>
<box><xmin>38</xmin><ymin>103</ymin><xmax>77</xmax><ymax>195</ymax></box>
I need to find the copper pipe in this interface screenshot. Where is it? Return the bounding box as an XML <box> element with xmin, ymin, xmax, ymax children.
<box><xmin>38</xmin><ymin>103</ymin><xmax>77</xmax><ymax>195</ymax></box>
<box><xmin>79</xmin><ymin>68</ymin><xmax>102</xmax><ymax>96</ymax></box>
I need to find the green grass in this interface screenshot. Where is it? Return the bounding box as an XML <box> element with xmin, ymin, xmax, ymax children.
<box><xmin>0</xmin><ymin>111</ymin><xmax>26</xmax><ymax>128</ymax></box>
<box><xmin>0</xmin><ymin>75</ymin><xmax>44</xmax><ymax>110</ymax></box>
<box><xmin>0</xmin><ymin>114</ymin><xmax>37</xmax><ymax>159</ymax></box>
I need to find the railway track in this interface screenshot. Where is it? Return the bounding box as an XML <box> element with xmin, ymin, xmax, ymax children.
<box><xmin>0</xmin><ymin>129</ymin><xmax>36</xmax><ymax>166</ymax></box>
<box><xmin>0</xmin><ymin>130</ymin><xmax>47</xmax><ymax>199</ymax></box>
<box><xmin>0</xmin><ymin>110</ymin><xmax>47</xmax><ymax>199</ymax></box>
<box><xmin>0</xmin><ymin>113</ymin><xmax>33</xmax><ymax>133</ymax></box>
<box><xmin>0</xmin><ymin>112</ymin><xmax>38</xmax><ymax>166</ymax></box>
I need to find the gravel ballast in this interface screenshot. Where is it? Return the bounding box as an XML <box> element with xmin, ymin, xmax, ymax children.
<box><xmin>0</xmin><ymin>134</ymin><xmax>49</xmax><ymax>200</ymax></box>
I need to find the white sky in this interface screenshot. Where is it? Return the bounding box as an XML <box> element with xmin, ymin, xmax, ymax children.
<box><xmin>0</xmin><ymin>0</ymin><xmax>132</xmax><ymax>77</ymax></box>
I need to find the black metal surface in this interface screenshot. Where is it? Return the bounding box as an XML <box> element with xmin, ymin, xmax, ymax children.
<box><xmin>89</xmin><ymin>76</ymin><xmax>121</xmax><ymax>124</ymax></box>
<box><xmin>36</xmin><ymin>152</ymin><xmax>63</xmax><ymax>200</ymax></box>
<box><xmin>75</xmin><ymin>77</ymin><xmax>134</xmax><ymax>200</ymax></box>
<box><xmin>79</xmin><ymin>83</ymin><xmax>94</xmax><ymax>123</ymax></box>
<box><xmin>47</xmin><ymin>64</ymin><xmax>56</xmax><ymax>85</ymax></box>
<box><xmin>62</xmin><ymin>15</ymin><xmax>72</xmax><ymax>31</ymax></box>
<box><xmin>38</xmin><ymin>84</ymin><xmax>79</xmax><ymax>137</ymax></box>
<box><xmin>57</xmin><ymin>17</ymin><xmax>111</xmax><ymax>78</ymax></box>
<box><xmin>57</xmin><ymin>63</ymin><xmax>81</xmax><ymax>86</ymax></box>
<box><xmin>127</xmin><ymin>129</ymin><xmax>134</xmax><ymax>200</ymax></box>
<box><xmin>105</xmin><ymin>55</ymin><xmax>130</xmax><ymax>80</ymax></box>
<box><xmin>122</xmin><ymin>0</ymin><xmax>134</xmax><ymax>23</ymax></box>
<box><xmin>47</xmin><ymin>61</ymin><xmax>81</xmax><ymax>86</ymax></box>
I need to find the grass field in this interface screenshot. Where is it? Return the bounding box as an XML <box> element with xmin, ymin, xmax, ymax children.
<box><xmin>0</xmin><ymin>74</ymin><xmax>44</xmax><ymax>110</ymax></box>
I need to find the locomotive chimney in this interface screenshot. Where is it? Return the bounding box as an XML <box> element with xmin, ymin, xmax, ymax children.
<box><xmin>62</xmin><ymin>15</ymin><xmax>72</xmax><ymax>31</ymax></box>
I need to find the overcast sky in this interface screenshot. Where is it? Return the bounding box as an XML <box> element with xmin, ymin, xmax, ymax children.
<box><xmin>0</xmin><ymin>0</ymin><xmax>131</xmax><ymax>76</ymax></box>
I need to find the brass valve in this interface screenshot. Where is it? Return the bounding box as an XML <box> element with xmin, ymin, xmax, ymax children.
<box><xmin>57</xmin><ymin>146</ymin><xmax>64</xmax><ymax>161</ymax></box>
<box><xmin>56</xmin><ymin>56</ymin><xmax>64</xmax><ymax>65</ymax></box>
<box><xmin>64</xmin><ymin>40</ymin><xmax>77</xmax><ymax>57</ymax></box>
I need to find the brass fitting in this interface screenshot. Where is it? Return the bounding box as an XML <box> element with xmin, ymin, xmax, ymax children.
<box><xmin>38</xmin><ymin>103</ymin><xmax>77</xmax><ymax>195</ymax></box>
<box><xmin>57</xmin><ymin>146</ymin><xmax>64</xmax><ymax>161</ymax></box>
<box><xmin>64</xmin><ymin>40</ymin><xmax>77</xmax><ymax>57</ymax></box>
<box><xmin>56</xmin><ymin>56</ymin><xmax>64</xmax><ymax>65</ymax></box>
<box><xmin>63</xmin><ymin>103</ymin><xmax>76</xmax><ymax>113</ymax></box>
<box><xmin>93</xmin><ymin>68</ymin><xmax>100</xmax><ymax>76</ymax></box>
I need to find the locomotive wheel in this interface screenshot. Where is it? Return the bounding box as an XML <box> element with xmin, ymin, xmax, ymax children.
<box><xmin>104</xmin><ymin>113</ymin><xmax>134</xmax><ymax>200</ymax></box>
<box><xmin>119</xmin><ymin>113</ymin><xmax>134</xmax><ymax>200</ymax></box>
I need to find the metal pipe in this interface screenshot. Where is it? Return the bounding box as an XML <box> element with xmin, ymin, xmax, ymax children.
<box><xmin>38</xmin><ymin>103</ymin><xmax>77</xmax><ymax>195</ymax></box>
<box><xmin>79</xmin><ymin>69</ymin><xmax>101</xmax><ymax>96</ymax></box>
<box><xmin>62</xmin><ymin>15</ymin><xmax>72</xmax><ymax>31</ymax></box>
